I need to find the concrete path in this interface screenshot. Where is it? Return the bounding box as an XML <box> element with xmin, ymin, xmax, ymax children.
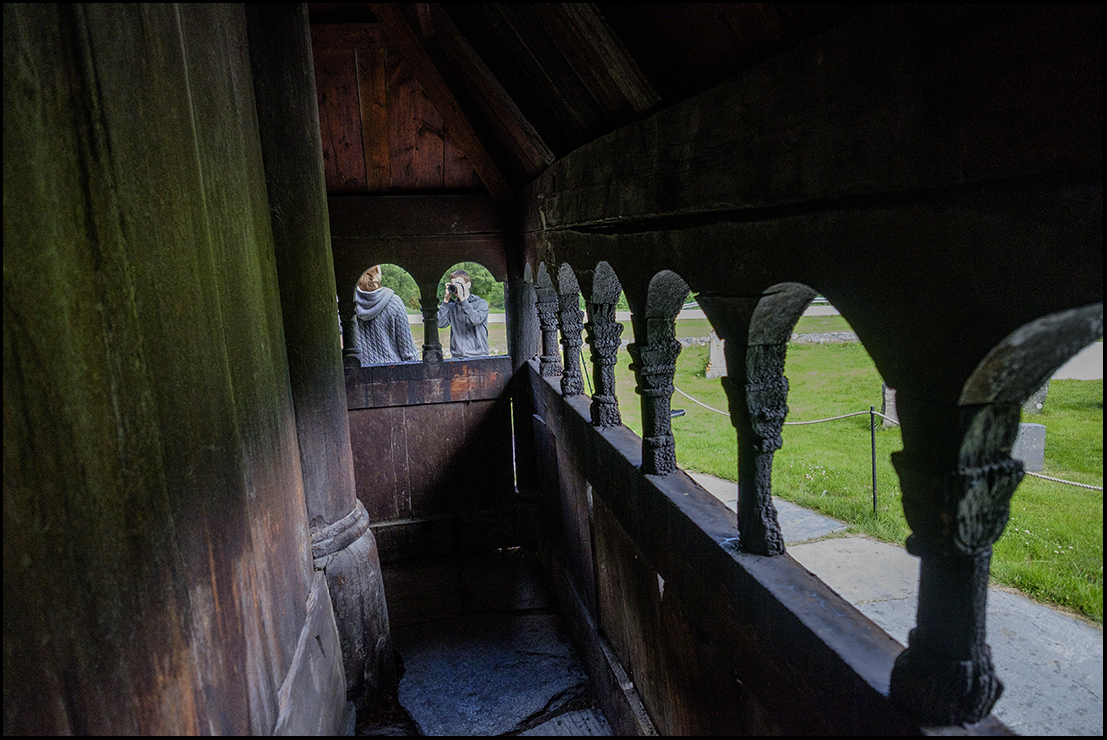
<box><xmin>689</xmin><ymin>471</ymin><xmax>1104</xmax><ymax>736</ymax></box>
<box><xmin>1053</xmin><ymin>341</ymin><xmax>1103</xmax><ymax>381</ymax></box>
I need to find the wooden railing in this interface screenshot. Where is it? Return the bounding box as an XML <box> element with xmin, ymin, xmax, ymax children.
<box><xmin>526</xmin><ymin>358</ymin><xmax>1012</xmax><ymax>735</ymax></box>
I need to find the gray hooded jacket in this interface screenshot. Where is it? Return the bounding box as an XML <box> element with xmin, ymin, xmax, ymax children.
<box><xmin>354</xmin><ymin>287</ymin><xmax>419</xmax><ymax>365</ymax></box>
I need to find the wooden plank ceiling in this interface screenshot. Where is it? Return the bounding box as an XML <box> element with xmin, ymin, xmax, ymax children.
<box><xmin>309</xmin><ymin>2</ymin><xmax>870</xmax><ymax>200</ymax></box>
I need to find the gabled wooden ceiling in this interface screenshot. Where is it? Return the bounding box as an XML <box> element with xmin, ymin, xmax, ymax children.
<box><xmin>308</xmin><ymin>3</ymin><xmax>871</xmax><ymax>200</ymax></box>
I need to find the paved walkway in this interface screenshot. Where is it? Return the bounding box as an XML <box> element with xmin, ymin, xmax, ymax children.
<box><xmin>689</xmin><ymin>471</ymin><xmax>1103</xmax><ymax>736</ymax></box>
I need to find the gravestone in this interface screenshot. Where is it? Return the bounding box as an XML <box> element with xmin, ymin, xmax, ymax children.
<box><xmin>705</xmin><ymin>331</ymin><xmax>726</xmax><ymax>379</ymax></box>
<box><xmin>1011</xmin><ymin>423</ymin><xmax>1046</xmax><ymax>472</ymax></box>
<box><xmin>881</xmin><ymin>383</ymin><xmax>899</xmax><ymax>428</ymax></box>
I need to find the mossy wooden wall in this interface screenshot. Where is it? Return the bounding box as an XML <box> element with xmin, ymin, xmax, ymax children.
<box><xmin>4</xmin><ymin>4</ymin><xmax>336</xmax><ymax>733</ymax></box>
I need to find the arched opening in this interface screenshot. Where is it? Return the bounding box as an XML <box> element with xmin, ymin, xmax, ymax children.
<box><xmin>437</xmin><ymin>261</ymin><xmax>508</xmax><ymax>358</ymax></box>
<box><xmin>349</xmin><ymin>263</ymin><xmax>422</xmax><ymax>366</ymax></box>
<box><xmin>959</xmin><ymin>303</ymin><xmax>1103</xmax><ymax>623</ymax></box>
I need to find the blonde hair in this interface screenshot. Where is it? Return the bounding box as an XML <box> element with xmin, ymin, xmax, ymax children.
<box><xmin>358</xmin><ymin>265</ymin><xmax>382</xmax><ymax>292</ymax></box>
<box><xmin>450</xmin><ymin>269</ymin><xmax>471</xmax><ymax>285</ymax></box>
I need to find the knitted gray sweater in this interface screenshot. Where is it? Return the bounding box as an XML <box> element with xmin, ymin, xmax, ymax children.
<box><xmin>354</xmin><ymin>287</ymin><xmax>419</xmax><ymax>365</ymax></box>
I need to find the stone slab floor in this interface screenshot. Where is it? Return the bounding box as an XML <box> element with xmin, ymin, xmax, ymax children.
<box><xmin>356</xmin><ymin>548</ymin><xmax>612</xmax><ymax>736</ymax></box>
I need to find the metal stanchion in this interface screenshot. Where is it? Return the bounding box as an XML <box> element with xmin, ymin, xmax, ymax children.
<box><xmin>870</xmin><ymin>406</ymin><xmax>877</xmax><ymax>516</ymax></box>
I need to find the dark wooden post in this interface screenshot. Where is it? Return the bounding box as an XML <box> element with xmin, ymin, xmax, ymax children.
<box><xmin>626</xmin><ymin>274</ymin><xmax>685</xmax><ymax>477</ymax></box>
<box><xmin>585</xmin><ymin>299</ymin><xmax>624</xmax><ymax>427</ymax></box>
<box><xmin>419</xmin><ymin>282</ymin><xmax>444</xmax><ymax>362</ymax></box>
<box><xmin>535</xmin><ymin>266</ymin><xmax>563</xmax><ymax>378</ymax></box>
<box><xmin>888</xmin><ymin>397</ymin><xmax>1023</xmax><ymax>724</ymax></box>
<box><xmin>246</xmin><ymin>3</ymin><xmax>394</xmax><ymax>707</ymax></box>
<box><xmin>698</xmin><ymin>294</ymin><xmax>788</xmax><ymax>555</ymax></box>
<box><xmin>579</xmin><ymin>262</ymin><xmax>625</xmax><ymax>427</ymax></box>
<box><xmin>339</xmin><ymin>290</ymin><xmax>360</xmax><ymax>367</ymax></box>
<box><xmin>555</xmin><ymin>265</ymin><xmax>585</xmax><ymax>397</ymax></box>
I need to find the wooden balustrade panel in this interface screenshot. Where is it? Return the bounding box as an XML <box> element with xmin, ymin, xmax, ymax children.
<box><xmin>345</xmin><ymin>358</ymin><xmax>518</xmax><ymax>562</ymax></box>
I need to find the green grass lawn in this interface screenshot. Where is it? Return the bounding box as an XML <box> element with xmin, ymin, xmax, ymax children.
<box><xmin>427</xmin><ymin>310</ymin><xmax>1101</xmax><ymax>620</ymax></box>
<box><xmin>607</xmin><ymin>338</ymin><xmax>1103</xmax><ymax>623</ymax></box>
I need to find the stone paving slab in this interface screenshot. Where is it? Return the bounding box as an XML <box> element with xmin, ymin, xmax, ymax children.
<box><xmin>394</xmin><ymin>612</ymin><xmax>594</xmax><ymax>736</ymax></box>
<box><xmin>520</xmin><ymin>709</ymin><xmax>613</xmax><ymax>736</ymax></box>
<box><xmin>688</xmin><ymin>471</ymin><xmax>848</xmax><ymax>544</ymax></box>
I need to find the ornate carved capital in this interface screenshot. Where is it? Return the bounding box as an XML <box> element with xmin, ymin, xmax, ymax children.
<box><xmin>892</xmin><ymin>453</ymin><xmax>1024</xmax><ymax>557</ymax></box>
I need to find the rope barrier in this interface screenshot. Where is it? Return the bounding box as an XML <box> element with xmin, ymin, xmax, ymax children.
<box><xmin>1025</xmin><ymin>471</ymin><xmax>1103</xmax><ymax>491</ymax></box>
<box><xmin>673</xmin><ymin>387</ymin><xmax>901</xmax><ymax>426</ymax></box>
<box><xmin>671</xmin><ymin>386</ymin><xmax>1101</xmax><ymax>491</ymax></box>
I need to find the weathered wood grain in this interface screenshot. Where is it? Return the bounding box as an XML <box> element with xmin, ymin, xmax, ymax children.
<box><xmin>356</xmin><ymin>46</ymin><xmax>390</xmax><ymax>191</ymax></box>
<box><xmin>370</xmin><ymin>2</ymin><xmax>511</xmax><ymax>199</ymax></box>
<box><xmin>315</xmin><ymin>47</ymin><xmax>367</xmax><ymax>191</ymax></box>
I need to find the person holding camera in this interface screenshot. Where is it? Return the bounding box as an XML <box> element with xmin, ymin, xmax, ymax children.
<box><xmin>438</xmin><ymin>269</ymin><xmax>490</xmax><ymax>358</ymax></box>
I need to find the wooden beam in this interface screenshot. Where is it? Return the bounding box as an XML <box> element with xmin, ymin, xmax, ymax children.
<box><xmin>310</xmin><ymin>22</ymin><xmax>387</xmax><ymax>50</ymax></box>
<box><xmin>367</xmin><ymin>3</ymin><xmax>513</xmax><ymax>200</ymax></box>
<box><xmin>525</xmin><ymin>4</ymin><xmax>1103</xmax><ymax>232</ymax></box>
<box><xmin>328</xmin><ymin>194</ymin><xmax>506</xmax><ymax>239</ymax></box>
<box><xmin>425</xmin><ymin>4</ymin><xmax>554</xmax><ymax>179</ymax></box>
<box><xmin>535</xmin><ymin>4</ymin><xmax>660</xmax><ymax>117</ymax></box>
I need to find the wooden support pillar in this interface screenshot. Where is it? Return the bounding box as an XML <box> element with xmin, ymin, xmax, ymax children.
<box><xmin>419</xmin><ymin>282</ymin><xmax>444</xmax><ymax>362</ymax></box>
<box><xmin>246</xmin><ymin>3</ymin><xmax>394</xmax><ymax>708</ymax></box>
<box><xmin>535</xmin><ymin>267</ymin><xmax>563</xmax><ymax>378</ymax></box>
<box><xmin>555</xmin><ymin>266</ymin><xmax>585</xmax><ymax>397</ymax></box>
<box><xmin>626</xmin><ymin>315</ymin><xmax>681</xmax><ymax>476</ymax></box>
<box><xmin>578</xmin><ymin>262</ymin><xmax>624</xmax><ymax>428</ymax></box>
<box><xmin>698</xmin><ymin>295</ymin><xmax>788</xmax><ymax>555</ymax></box>
<box><xmin>888</xmin><ymin>396</ymin><xmax>1023</xmax><ymax>724</ymax></box>
<box><xmin>585</xmin><ymin>300</ymin><xmax>624</xmax><ymax>427</ymax></box>
<box><xmin>339</xmin><ymin>292</ymin><xmax>360</xmax><ymax>367</ymax></box>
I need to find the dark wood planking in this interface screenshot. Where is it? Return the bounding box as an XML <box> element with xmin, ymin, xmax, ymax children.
<box><xmin>356</xmin><ymin>47</ymin><xmax>390</xmax><ymax>192</ymax></box>
<box><xmin>526</xmin><ymin>5</ymin><xmax>1103</xmax><ymax>232</ymax></box>
<box><xmin>369</xmin><ymin>2</ymin><xmax>511</xmax><ymax>199</ymax></box>
<box><xmin>310</xmin><ymin>21</ymin><xmax>386</xmax><ymax>50</ymax></box>
<box><xmin>409</xmin><ymin>71</ymin><xmax>445</xmax><ymax>190</ymax></box>
<box><xmin>424</xmin><ymin>4</ymin><xmax>554</xmax><ymax>182</ymax></box>
<box><xmin>314</xmin><ymin>48</ymin><xmax>367</xmax><ymax>191</ymax></box>
<box><xmin>443</xmin><ymin>127</ymin><xmax>481</xmax><ymax>188</ymax></box>
<box><xmin>386</xmin><ymin>51</ymin><xmax>420</xmax><ymax>189</ymax></box>
<box><xmin>530</xmin><ymin>4</ymin><xmax>659</xmax><ymax>119</ymax></box>
<box><xmin>328</xmin><ymin>194</ymin><xmax>506</xmax><ymax>239</ymax></box>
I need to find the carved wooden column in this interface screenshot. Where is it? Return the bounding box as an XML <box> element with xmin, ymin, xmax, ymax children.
<box><xmin>889</xmin><ymin>396</ymin><xmax>1023</xmax><ymax>725</ymax></box>
<box><xmin>555</xmin><ymin>266</ymin><xmax>585</xmax><ymax>396</ymax></box>
<box><xmin>585</xmin><ymin>300</ymin><xmax>624</xmax><ymax>426</ymax></box>
<box><xmin>339</xmin><ymin>292</ymin><xmax>360</xmax><ymax>366</ymax></box>
<box><xmin>419</xmin><ymin>282</ymin><xmax>443</xmax><ymax>362</ymax></box>
<box><xmin>558</xmin><ymin>291</ymin><xmax>585</xmax><ymax>395</ymax></box>
<box><xmin>582</xmin><ymin>263</ymin><xmax>624</xmax><ymax>427</ymax></box>
<box><xmin>535</xmin><ymin>272</ymin><xmax>563</xmax><ymax>377</ymax></box>
<box><xmin>698</xmin><ymin>295</ymin><xmax>787</xmax><ymax>555</ymax></box>
<box><xmin>627</xmin><ymin>314</ymin><xmax>682</xmax><ymax>475</ymax></box>
<box><xmin>247</xmin><ymin>3</ymin><xmax>394</xmax><ymax>706</ymax></box>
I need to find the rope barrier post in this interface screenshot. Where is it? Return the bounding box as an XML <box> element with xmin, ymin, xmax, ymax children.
<box><xmin>870</xmin><ymin>406</ymin><xmax>877</xmax><ymax>517</ymax></box>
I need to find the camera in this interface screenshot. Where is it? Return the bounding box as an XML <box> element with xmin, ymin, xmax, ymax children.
<box><xmin>447</xmin><ymin>283</ymin><xmax>458</xmax><ymax>294</ymax></box>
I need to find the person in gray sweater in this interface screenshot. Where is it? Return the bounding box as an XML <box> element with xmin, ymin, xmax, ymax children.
<box><xmin>438</xmin><ymin>269</ymin><xmax>490</xmax><ymax>358</ymax></box>
<box><xmin>354</xmin><ymin>266</ymin><xmax>419</xmax><ymax>365</ymax></box>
